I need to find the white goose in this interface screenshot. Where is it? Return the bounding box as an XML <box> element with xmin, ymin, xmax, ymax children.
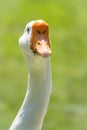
<box><xmin>9</xmin><ymin>20</ymin><xmax>52</xmax><ymax>130</ymax></box>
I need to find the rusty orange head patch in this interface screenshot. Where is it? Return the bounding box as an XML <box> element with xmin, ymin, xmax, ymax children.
<box><xmin>30</xmin><ymin>20</ymin><xmax>52</xmax><ymax>58</ymax></box>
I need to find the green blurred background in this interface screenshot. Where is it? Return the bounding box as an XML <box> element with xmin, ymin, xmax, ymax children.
<box><xmin>0</xmin><ymin>0</ymin><xmax>87</xmax><ymax>129</ymax></box>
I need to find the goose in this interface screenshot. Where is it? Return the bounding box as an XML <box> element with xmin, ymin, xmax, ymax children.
<box><xmin>9</xmin><ymin>20</ymin><xmax>52</xmax><ymax>130</ymax></box>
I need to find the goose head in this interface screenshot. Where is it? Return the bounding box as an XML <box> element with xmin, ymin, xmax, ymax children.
<box><xmin>19</xmin><ymin>20</ymin><xmax>52</xmax><ymax>58</ymax></box>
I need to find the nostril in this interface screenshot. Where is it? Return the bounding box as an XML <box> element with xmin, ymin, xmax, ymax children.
<box><xmin>37</xmin><ymin>41</ymin><xmax>41</xmax><ymax>45</ymax></box>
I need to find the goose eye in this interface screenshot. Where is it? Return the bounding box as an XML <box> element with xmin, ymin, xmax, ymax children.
<box><xmin>26</xmin><ymin>27</ymin><xmax>30</xmax><ymax>33</ymax></box>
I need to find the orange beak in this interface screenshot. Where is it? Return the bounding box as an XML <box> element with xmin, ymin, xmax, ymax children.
<box><xmin>30</xmin><ymin>20</ymin><xmax>52</xmax><ymax>58</ymax></box>
<box><xmin>35</xmin><ymin>39</ymin><xmax>52</xmax><ymax>58</ymax></box>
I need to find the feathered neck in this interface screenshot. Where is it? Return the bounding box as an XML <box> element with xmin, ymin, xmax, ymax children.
<box><xmin>9</xmin><ymin>55</ymin><xmax>52</xmax><ymax>130</ymax></box>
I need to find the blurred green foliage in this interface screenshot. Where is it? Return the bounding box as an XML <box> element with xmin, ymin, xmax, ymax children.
<box><xmin>0</xmin><ymin>0</ymin><xmax>87</xmax><ymax>130</ymax></box>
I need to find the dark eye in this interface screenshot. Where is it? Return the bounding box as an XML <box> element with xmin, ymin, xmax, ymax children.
<box><xmin>26</xmin><ymin>27</ymin><xmax>30</xmax><ymax>33</ymax></box>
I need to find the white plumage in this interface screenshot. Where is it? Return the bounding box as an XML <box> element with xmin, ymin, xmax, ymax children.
<box><xmin>9</xmin><ymin>20</ymin><xmax>52</xmax><ymax>130</ymax></box>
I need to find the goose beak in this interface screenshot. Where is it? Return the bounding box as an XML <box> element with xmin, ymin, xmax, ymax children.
<box><xmin>35</xmin><ymin>40</ymin><xmax>52</xmax><ymax>58</ymax></box>
<box><xmin>30</xmin><ymin>20</ymin><xmax>52</xmax><ymax>58</ymax></box>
